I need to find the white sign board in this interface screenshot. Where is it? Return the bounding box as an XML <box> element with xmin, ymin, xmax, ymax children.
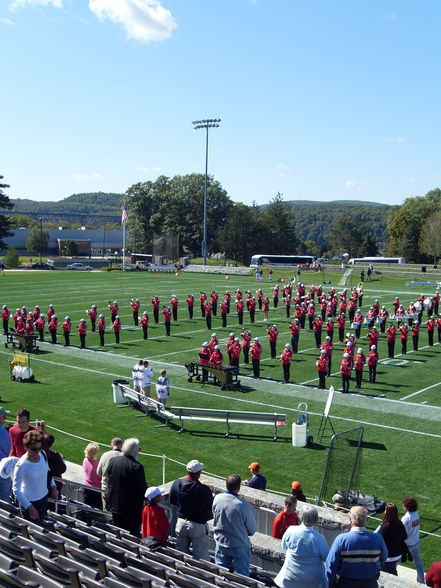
<box><xmin>324</xmin><ymin>385</ymin><xmax>335</xmax><ymax>418</ymax></box>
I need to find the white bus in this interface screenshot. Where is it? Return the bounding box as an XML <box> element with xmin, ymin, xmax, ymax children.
<box><xmin>250</xmin><ymin>254</ymin><xmax>316</xmax><ymax>267</ymax></box>
<box><xmin>348</xmin><ymin>256</ymin><xmax>405</xmax><ymax>265</ymax></box>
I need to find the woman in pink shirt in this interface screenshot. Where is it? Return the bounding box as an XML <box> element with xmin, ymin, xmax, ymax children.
<box><xmin>83</xmin><ymin>442</ymin><xmax>102</xmax><ymax>510</ymax></box>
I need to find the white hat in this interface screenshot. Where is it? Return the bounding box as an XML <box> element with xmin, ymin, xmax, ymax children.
<box><xmin>211</xmin><ymin>333</ymin><xmax>217</xmax><ymax>338</ymax></box>
<box><xmin>202</xmin><ymin>342</ymin><xmax>208</xmax><ymax>347</ymax></box>
<box><xmin>229</xmin><ymin>332</ymin><xmax>234</xmax><ymax>337</ymax></box>
<box><xmin>65</xmin><ymin>316</ymin><xmax>70</xmax><ymax>320</ymax></box>
<box><xmin>0</xmin><ymin>456</ymin><xmax>18</xmax><ymax>479</ymax></box>
<box><xmin>234</xmin><ymin>337</ymin><xmax>239</xmax><ymax>342</ymax></box>
<box><xmin>115</xmin><ymin>315</ymin><xmax>119</xmax><ymax>319</ymax></box>
<box><xmin>321</xmin><ymin>349</ymin><xmax>326</xmax><ymax>354</ymax></box>
<box><xmin>357</xmin><ymin>348</ymin><xmax>363</xmax><ymax>353</ymax></box>
<box><xmin>371</xmin><ymin>345</ymin><xmax>376</xmax><ymax>350</ymax></box>
<box><xmin>214</xmin><ymin>345</ymin><xmax>220</xmax><ymax>350</ymax></box>
<box><xmin>145</xmin><ymin>486</ymin><xmax>164</xmax><ymax>501</ymax></box>
<box><xmin>344</xmin><ymin>352</ymin><xmax>349</xmax><ymax>358</ymax></box>
<box><xmin>99</xmin><ymin>314</ymin><xmax>104</xmax><ymax>318</ymax></box>
<box><xmin>80</xmin><ymin>318</ymin><xmax>86</xmax><ymax>322</ymax></box>
<box><xmin>273</xmin><ymin>325</ymin><xmax>277</xmax><ymax>328</ymax></box>
<box><xmin>255</xmin><ymin>337</ymin><xmax>260</xmax><ymax>342</ymax></box>
<box><xmin>143</xmin><ymin>310</ymin><xmax>148</xmax><ymax>315</ymax></box>
<box><xmin>186</xmin><ymin>459</ymin><xmax>204</xmax><ymax>473</ymax></box>
<box><xmin>285</xmin><ymin>343</ymin><xmax>290</xmax><ymax>348</ymax></box>
<box><xmin>2</xmin><ymin>305</ymin><xmax>6</xmax><ymax>309</ymax></box>
<box><xmin>326</xmin><ymin>335</ymin><xmax>331</xmax><ymax>340</ymax></box>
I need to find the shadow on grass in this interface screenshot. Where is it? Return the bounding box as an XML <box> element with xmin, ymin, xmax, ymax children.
<box><xmin>186</xmin><ymin>430</ymin><xmax>293</xmax><ymax>443</ymax></box>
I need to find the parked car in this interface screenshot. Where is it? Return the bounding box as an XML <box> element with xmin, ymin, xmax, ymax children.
<box><xmin>31</xmin><ymin>262</ymin><xmax>55</xmax><ymax>270</ymax></box>
<box><xmin>66</xmin><ymin>263</ymin><xmax>93</xmax><ymax>271</ymax></box>
<box><xmin>316</xmin><ymin>257</ymin><xmax>329</xmax><ymax>263</ymax></box>
<box><xmin>332</xmin><ymin>255</ymin><xmax>343</xmax><ymax>261</ymax></box>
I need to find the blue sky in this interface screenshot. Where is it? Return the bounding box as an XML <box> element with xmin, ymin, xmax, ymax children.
<box><xmin>1</xmin><ymin>0</ymin><xmax>441</xmax><ymax>206</ymax></box>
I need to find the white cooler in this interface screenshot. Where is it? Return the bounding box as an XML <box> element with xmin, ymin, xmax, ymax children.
<box><xmin>292</xmin><ymin>422</ymin><xmax>307</xmax><ymax>447</ymax></box>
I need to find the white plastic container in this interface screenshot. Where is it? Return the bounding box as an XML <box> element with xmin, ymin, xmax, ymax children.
<box><xmin>112</xmin><ymin>379</ymin><xmax>129</xmax><ymax>404</ymax></box>
<box><xmin>292</xmin><ymin>422</ymin><xmax>307</xmax><ymax>447</ymax></box>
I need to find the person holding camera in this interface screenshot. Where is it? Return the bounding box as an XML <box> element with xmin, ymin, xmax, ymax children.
<box><xmin>9</xmin><ymin>408</ymin><xmax>49</xmax><ymax>458</ymax></box>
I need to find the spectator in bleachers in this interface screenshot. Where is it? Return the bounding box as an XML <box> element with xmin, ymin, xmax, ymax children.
<box><xmin>13</xmin><ymin>430</ymin><xmax>57</xmax><ymax>526</ymax></box>
<box><xmin>402</xmin><ymin>496</ymin><xmax>425</xmax><ymax>584</ymax></box>
<box><xmin>107</xmin><ymin>438</ymin><xmax>147</xmax><ymax>536</ymax></box>
<box><xmin>9</xmin><ymin>408</ymin><xmax>49</xmax><ymax>458</ymax></box>
<box><xmin>275</xmin><ymin>505</ymin><xmax>328</xmax><ymax>588</ymax></box>
<box><xmin>46</xmin><ymin>434</ymin><xmax>66</xmax><ymax>502</ymax></box>
<box><xmin>97</xmin><ymin>437</ymin><xmax>122</xmax><ymax>510</ymax></box>
<box><xmin>212</xmin><ymin>473</ymin><xmax>256</xmax><ymax>576</ymax></box>
<box><xmin>272</xmin><ymin>496</ymin><xmax>299</xmax><ymax>539</ymax></box>
<box><xmin>244</xmin><ymin>461</ymin><xmax>267</xmax><ymax>490</ymax></box>
<box><xmin>291</xmin><ymin>480</ymin><xmax>306</xmax><ymax>502</ymax></box>
<box><xmin>170</xmin><ymin>459</ymin><xmax>213</xmax><ymax>561</ymax></box>
<box><xmin>0</xmin><ymin>406</ymin><xmax>12</xmax><ymax>501</ymax></box>
<box><xmin>142</xmin><ymin>486</ymin><xmax>169</xmax><ymax>545</ymax></box>
<box><xmin>82</xmin><ymin>442</ymin><xmax>102</xmax><ymax>510</ymax></box>
<box><xmin>426</xmin><ymin>561</ymin><xmax>441</xmax><ymax>587</ymax></box>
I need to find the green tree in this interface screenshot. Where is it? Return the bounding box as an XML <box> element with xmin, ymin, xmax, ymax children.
<box><xmin>63</xmin><ymin>240</ymin><xmax>78</xmax><ymax>256</ymax></box>
<box><xmin>0</xmin><ymin>175</ymin><xmax>14</xmax><ymax>248</ymax></box>
<box><xmin>328</xmin><ymin>216</ymin><xmax>363</xmax><ymax>258</ymax></box>
<box><xmin>358</xmin><ymin>233</ymin><xmax>379</xmax><ymax>257</ymax></box>
<box><xmin>26</xmin><ymin>227</ymin><xmax>49</xmax><ymax>252</ymax></box>
<box><xmin>4</xmin><ymin>247</ymin><xmax>19</xmax><ymax>268</ymax></box>
<box><xmin>419</xmin><ymin>210</ymin><xmax>441</xmax><ymax>266</ymax></box>
<box><xmin>263</xmin><ymin>192</ymin><xmax>299</xmax><ymax>254</ymax></box>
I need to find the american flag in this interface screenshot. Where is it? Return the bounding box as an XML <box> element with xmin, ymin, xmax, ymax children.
<box><xmin>121</xmin><ymin>207</ymin><xmax>128</xmax><ymax>225</ymax></box>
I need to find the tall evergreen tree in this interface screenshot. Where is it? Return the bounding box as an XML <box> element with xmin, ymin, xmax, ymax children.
<box><xmin>0</xmin><ymin>175</ymin><xmax>14</xmax><ymax>248</ymax></box>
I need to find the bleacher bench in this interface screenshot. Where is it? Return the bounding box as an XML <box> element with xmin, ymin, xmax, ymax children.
<box><xmin>120</xmin><ymin>385</ymin><xmax>175</xmax><ymax>426</ymax></box>
<box><xmin>170</xmin><ymin>406</ymin><xmax>286</xmax><ymax>440</ymax></box>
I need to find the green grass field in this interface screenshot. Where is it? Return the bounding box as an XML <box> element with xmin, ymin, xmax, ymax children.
<box><xmin>1</xmin><ymin>268</ymin><xmax>441</xmax><ymax>567</ymax></box>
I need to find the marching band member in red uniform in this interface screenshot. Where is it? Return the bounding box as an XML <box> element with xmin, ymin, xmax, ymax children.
<box><xmin>412</xmin><ymin>320</ymin><xmax>419</xmax><ymax>351</ymax></box>
<box><xmin>211</xmin><ymin>345</ymin><xmax>223</xmax><ymax>369</ymax></box>
<box><xmin>87</xmin><ymin>305</ymin><xmax>97</xmax><ymax>331</ymax></box>
<box><xmin>113</xmin><ymin>315</ymin><xmax>121</xmax><ymax>343</ymax></box>
<box><xmin>152</xmin><ymin>296</ymin><xmax>160</xmax><ymax>324</ymax></box>
<box><xmin>240</xmin><ymin>329</ymin><xmax>252</xmax><ymax>363</ymax></box>
<box><xmin>230</xmin><ymin>338</ymin><xmax>241</xmax><ymax>368</ymax></box>
<box><xmin>33</xmin><ymin>305</ymin><xmax>40</xmax><ymax>321</ymax></box>
<box><xmin>49</xmin><ymin>314</ymin><xmax>58</xmax><ymax>344</ymax></box>
<box><xmin>281</xmin><ymin>344</ymin><xmax>292</xmax><ymax>383</ymax></box>
<box><xmin>186</xmin><ymin>294</ymin><xmax>194</xmax><ymax>319</ymax></box>
<box><xmin>312</xmin><ymin>316</ymin><xmax>323</xmax><ymax>348</ymax></box>
<box><xmin>340</xmin><ymin>353</ymin><xmax>352</xmax><ymax>393</ymax></box>
<box><xmin>316</xmin><ymin>349</ymin><xmax>328</xmax><ymax>390</ymax></box>
<box><xmin>36</xmin><ymin>314</ymin><xmax>45</xmax><ymax>342</ymax></box>
<box><xmin>199</xmin><ymin>341</ymin><xmax>211</xmax><ymax>382</ymax></box>
<box><xmin>427</xmin><ymin>316</ymin><xmax>435</xmax><ymax>346</ymax></box>
<box><xmin>78</xmin><ymin>318</ymin><xmax>87</xmax><ymax>349</ymax></box>
<box><xmin>368</xmin><ymin>345</ymin><xmax>379</xmax><ymax>383</ymax></box>
<box><xmin>399</xmin><ymin>322</ymin><xmax>408</xmax><ymax>354</ymax></box>
<box><xmin>98</xmin><ymin>314</ymin><xmax>105</xmax><ymax>346</ymax></box>
<box><xmin>2</xmin><ymin>305</ymin><xmax>10</xmax><ymax>335</ymax></box>
<box><xmin>62</xmin><ymin>316</ymin><xmax>71</xmax><ymax>346</ymax></box>
<box><xmin>251</xmin><ymin>337</ymin><xmax>262</xmax><ymax>378</ymax></box>
<box><xmin>171</xmin><ymin>295</ymin><xmax>178</xmax><ymax>321</ymax></box>
<box><xmin>289</xmin><ymin>319</ymin><xmax>301</xmax><ymax>354</ymax></box>
<box><xmin>162</xmin><ymin>307</ymin><xmax>171</xmax><ymax>336</ymax></box>
<box><xmin>248</xmin><ymin>297</ymin><xmax>256</xmax><ymax>324</ymax></box>
<box><xmin>108</xmin><ymin>300</ymin><xmax>118</xmax><ymax>322</ymax></box>
<box><xmin>141</xmin><ymin>310</ymin><xmax>149</xmax><ymax>339</ymax></box>
<box><xmin>131</xmin><ymin>298</ymin><xmax>140</xmax><ymax>326</ymax></box>
<box><xmin>337</xmin><ymin>313</ymin><xmax>346</xmax><ymax>343</ymax></box>
<box><xmin>386</xmin><ymin>323</ymin><xmax>396</xmax><ymax>358</ymax></box>
<box><xmin>321</xmin><ymin>335</ymin><xmax>334</xmax><ymax>376</ymax></box>
<box><xmin>47</xmin><ymin>304</ymin><xmax>55</xmax><ymax>321</ymax></box>
<box><xmin>210</xmin><ymin>291</ymin><xmax>218</xmax><ymax>316</ymax></box>
<box><xmin>200</xmin><ymin>291</ymin><xmax>207</xmax><ymax>317</ymax></box>
<box><xmin>354</xmin><ymin>347</ymin><xmax>366</xmax><ymax>389</ymax></box>
<box><xmin>267</xmin><ymin>324</ymin><xmax>278</xmax><ymax>358</ymax></box>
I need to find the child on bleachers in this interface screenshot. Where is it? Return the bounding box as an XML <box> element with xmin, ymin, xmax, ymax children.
<box><xmin>142</xmin><ymin>486</ymin><xmax>169</xmax><ymax>545</ymax></box>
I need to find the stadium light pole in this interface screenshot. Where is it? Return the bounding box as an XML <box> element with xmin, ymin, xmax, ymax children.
<box><xmin>192</xmin><ymin>118</ymin><xmax>221</xmax><ymax>266</ymax></box>
<box><xmin>39</xmin><ymin>217</ymin><xmax>43</xmax><ymax>264</ymax></box>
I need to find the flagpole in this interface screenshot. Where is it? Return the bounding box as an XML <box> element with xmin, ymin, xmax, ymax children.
<box><xmin>122</xmin><ymin>221</ymin><xmax>126</xmax><ymax>271</ymax></box>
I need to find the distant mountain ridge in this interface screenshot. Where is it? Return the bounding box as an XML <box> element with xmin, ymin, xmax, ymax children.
<box><xmin>11</xmin><ymin>192</ymin><xmax>123</xmax><ymax>215</ymax></box>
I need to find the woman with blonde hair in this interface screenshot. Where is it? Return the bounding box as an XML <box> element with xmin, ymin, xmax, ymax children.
<box><xmin>82</xmin><ymin>442</ymin><xmax>102</xmax><ymax>509</ymax></box>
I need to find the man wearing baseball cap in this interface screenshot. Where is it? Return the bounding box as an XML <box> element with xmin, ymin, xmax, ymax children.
<box><xmin>291</xmin><ymin>480</ymin><xmax>307</xmax><ymax>502</ymax></box>
<box><xmin>0</xmin><ymin>407</ymin><xmax>12</xmax><ymax>501</ymax></box>
<box><xmin>169</xmin><ymin>459</ymin><xmax>213</xmax><ymax>560</ymax></box>
<box><xmin>244</xmin><ymin>462</ymin><xmax>267</xmax><ymax>491</ymax></box>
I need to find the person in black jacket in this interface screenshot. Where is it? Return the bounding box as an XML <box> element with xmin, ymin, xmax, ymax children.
<box><xmin>107</xmin><ymin>438</ymin><xmax>147</xmax><ymax>536</ymax></box>
<box><xmin>169</xmin><ymin>460</ymin><xmax>213</xmax><ymax>561</ymax></box>
<box><xmin>378</xmin><ymin>502</ymin><xmax>407</xmax><ymax>576</ymax></box>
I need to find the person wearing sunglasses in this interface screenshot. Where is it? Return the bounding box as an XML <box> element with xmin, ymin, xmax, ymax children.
<box><xmin>13</xmin><ymin>430</ymin><xmax>57</xmax><ymax>525</ymax></box>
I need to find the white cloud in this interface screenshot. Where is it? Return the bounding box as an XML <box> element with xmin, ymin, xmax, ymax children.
<box><xmin>9</xmin><ymin>0</ymin><xmax>62</xmax><ymax>10</ymax></box>
<box><xmin>89</xmin><ymin>0</ymin><xmax>177</xmax><ymax>43</ymax></box>
<box><xmin>406</xmin><ymin>177</ymin><xmax>416</xmax><ymax>184</ymax></box>
<box><xmin>137</xmin><ymin>165</ymin><xmax>148</xmax><ymax>172</ymax></box>
<box><xmin>386</xmin><ymin>13</ymin><xmax>397</xmax><ymax>21</ymax></box>
<box><xmin>384</xmin><ymin>136</ymin><xmax>407</xmax><ymax>144</ymax></box>
<box><xmin>73</xmin><ymin>172</ymin><xmax>106</xmax><ymax>181</ymax></box>
<box><xmin>344</xmin><ymin>180</ymin><xmax>356</xmax><ymax>190</ymax></box>
<box><xmin>0</xmin><ymin>17</ymin><xmax>15</xmax><ymax>24</ymax></box>
<box><xmin>277</xmin><ymin>163</ymin><xmax>291</xmax><ymax>177</ymax></box>
<box><xmin>151</xmin><ymin>165</ymin><xmax>161</xmax><ymax>172</ymax></box>
<box><xmin>397</xmin><ymin>136</ymin><xmax>407</xmax><ymax>143</ymax></box>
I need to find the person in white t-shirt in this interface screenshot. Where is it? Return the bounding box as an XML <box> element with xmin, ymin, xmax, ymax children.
<box><xmin>132</xmin><ymin>359</ymin><xmax>143</xmax><ymax>392</ymax></box>
<box><xmin>401</xmin><ymin>496</ymin><xmax>425</xmax><ymax>583</ymax></box>
<box><xmin>155</xmin><ymin>369</ymin><xmax>170</xmax><ymax>407</ymax></box>
<box><xmin>141</xmin><ymin>360</ymin><xmax>154</xmax><ymax>397</ymax></box>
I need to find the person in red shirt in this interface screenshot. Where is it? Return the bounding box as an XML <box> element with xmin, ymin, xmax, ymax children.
<box><xmin>321</xmin><ymin>335</ymin><xmax>334</xmax><ymax>376</ymax></box>
<box><xmin>141</xmin><ymin>310</ymin><xmax>149</xmax><ymax>339</ymax></box>
<box><xmin>49</xmin><ymin>314</ymin><xmax>58</xmax><ymax>344</ymax></box>
<box><xmin>204</xmin><ymin>301</ymin><xmax>212</xmax><ymax>330</ymax></box>
<box><xmin>289</xmin><ymin>319</ymin><xmax>300</xmax><ymax>354</ymax></box>
<box><xmin>263</xmin><ymin>296</ymin><xmax>270</xmax><ymax>322</ymax></box>
<box><xmin>186</xmin><ymin>294</ymin><xmax>194</xmax><ymax>320</ymax></box>
<box><xmin>210</xmin><ymin>291</ymin><xmax>218</xmax><ymax>316</ymax></box>
<box><xmin>131</xmin><ymin>298</ymin><xmax>140</xmax><ymax>326</ymax></box>
<box><xmin>16</xmin><ymin>317</ymin><xmax>25</xmax><ymax>338</ymax></box>
<box><xmin>280</xmin><ymin>344</ymin><xmax>292</xmax><ymax>383</ymax></box>
<box><xmin>354</xmin><ymin>347</ymin><xmax>366</xmax><ymax>389</ymax></box>
<box><xmin>9</xmin><ymin>408</ymin><xmax>49</xmax><ymax>458</ymax></box>
<box><xmin>33</xmin><ymin>305</ymin><xmax>40</xmax><ymax>322</ymax></box>
<box><xmin>267</xmin><ymin>324</ymin><xmax>279</xmax><ymax>358</ymax></box>
<box><xmin>47</xmin><ymin>304</ymin><xmax>55</xmax><ymax>321</ymax></box>
<box><xmin>316</xmin><ymin>349</ymin><xmax>328</xmax><ymax>389</ymax></box>
<box><xmin>326</xmin><ymin>317</ymin><xmax>334</xmax><ymax>341</ymax></box>
<box><xmin>62</xmin><ymin>316</ymin><xmax>71</xmax><ymax>347</ymax></box>
<box><xmin>142</xmin><ymin>487</ymin><xmax>169</xmax><ymax>545</ymax></box>
<box><xmin>236</xmin><ymin>299</ymin><xmax>244</xmax><ymax>325</ymax></box>
<box><xmin>284</xmin><ymin>294</ymin><xmax>291</xmax><ymax>318</ymax></box>
<box><xmin>224</xmin><ymin>290</ymin><xmax>231</xmax><ymax>313</ymax></box>
<box><xmin>312</xmin><ymin>316</ymin><xmax>323</xmax><ymax>348</ymax></box>
<box><xmin>353</xmin><ymin>310</ymin><xmax>363</xmax><ymax>339</ymax></box>
<box><xmin>368</xmin><ymin>344</ymin><xmax>378</xmax><ymax>384</ymax></box>
<box><xmin>340</xmin><ymin>353</ymin><xmax>352</xmax><ymax>393</ymax></box>
<box><xmin>171</xmin><ymin>295</ymin><xmax>178</xmax><ymax>321</ymax></box>
<box><xmin>220</xmin><ymin>300</ymin><xmax>227</xmax><ymax>328</ymax></box>
<box><xmin>199</xmin><ymin>342</ymin><xmax>211</xmax><ymax>382</ymax></box>
<box><xmin>307</xmin><ymin>302</ymin><xmax>315</xmax><ymax>330</ymax></box>
<box><xmin>379</xmin><ymin>306</ymin><xmax>389</xmax><ymax>333</ymax></box>
<box><xmin>434</xmin><ymin>290</ymin><xmax>440</xmax><ymax>315</ymax></box>
<box><xmin>113</xmin><ymin>315</ymin><xmax>121</xmax><ymax>343</ymax></box>
<box><xmin>35</xmin><ymin>314</ymin><xmax>45</xmax><ymax>342</ymax></box>
<box><xmin>248</xmin><ymin>297</ymin><xmax>256</xmax><ymax>324</ymax></box>
<box><xmin>200</xmin><ymin>292</ymin><xmax>207</xmax><ymax>317</ymax></box>
<box><xmin>98</xmin><ymin>314</ymin><xmax>105</xmax><ymax>346</ymax></box>
<box><xmin>240</xmin><ymin>330</ymin><xmax>251</xmax><ymax>364</ymax></box>
<box><xmin>230</xmin><ymin>338</ymin><xmax>241</xmax><ymax>368</ymax></box>
<box><xmin>272</xmin><ymin>496</ymin><xmax>299</xmax><ymax>539</ymax></box>
<box><xmin>368</xmin><ymin>326</ymin><xmax>379</xmax><ymax>348</ymax></box>
<box><xmin>411</xmin><ymin>320</ymin><xmax>419</xmax><ymax>351</ymax></box>
<box><xmin>210</xmin><ymin>345</ymin><xmax>223</xmax><ymax>369</ymax></box>
<box><xmin>348</xmin><ymin>298</ymin><xmax>356</xmax><ymax>323</ymax></box>
<box><xmin>427</xmin><ymin>317</ymin><xmax>435</xmax><ymax>346</ymax></box>
<box><xmin>273</xmin><ymin>285</ymin><xmax>279</xmax><ymax>308</ymax></box>
<box><xmin>399</xmin><ymin>322</ymin><xmax>408</xmax><ymax>354</ymax></box>
<box><xmin>152</xmin><ymin>296</ymin><xmax>160</xmax><ymax>324</ymax></box>
<box><xmin>208</xmin><ymin>333</ymin><xmax>218</xmax><ymax>354</ymax></box>
<box><xmin>337</xmin><ymin>313</ymin><xmax>346</xmax><ymax>343</ymax></box>
<box><xmin>13</xmin><ymin>308</ymin><xmax>20</xmax><ymax>328</ymax></box>
<box><xmin>256</xmin><ymin>288</ymin><xmax>263</xmax><ymax>310</ymax></box>
<box><xmin>87</xmin><ymin>305</ymin><xmax>97</xmax><ymax>331</ymax></box>
<box><xmin>386</xmin><ymin>324</ymin><xmax>396</xmax><ymax>358</ymax></box>
<box><xmin>78</xmin><ymin>318</ymin><xmax>87</xmax><ymax>349</ymax></box>
<box><xmin>108</xmin><ymin>300</ymin><xmax>119</xmax><ymax>323</ymax></box>
<box><xmin>437</xmin><ymin>316</ymin><xmax>441</xmax><ymax>343</ymax></box>
<box><xmin>162</xmin><ymin>307</ymin><xmax>171</xmax><ymax>336</ymax></box>
<box><xmin>1</xmin><ymin>305</ymin><xmax>10</xmax><ymax>335</ymax></box>
<box><xmin>251</xmin><ymin>337</ymin><xmax>262</xmax><ymax>378</ymax></box>
<box><xmin>426</xmin><ymin>561</ymin><xmax>441</xmax><ymax>588</ymax></box>
<box><xmin>25</xmin><ymin>316</ymin><xmax>34</xmax><ymax>336</ymax></box>
<box><xmin>226</xmin><ymin>333</ymin><xmax>235</xmax><ymax>363</ymax></box>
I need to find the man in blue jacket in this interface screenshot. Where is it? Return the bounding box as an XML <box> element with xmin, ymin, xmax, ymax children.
<box><xmin>326</xmin><ymin>506</ymin><xmax>388</xmax><ymax>587</ymax></box>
